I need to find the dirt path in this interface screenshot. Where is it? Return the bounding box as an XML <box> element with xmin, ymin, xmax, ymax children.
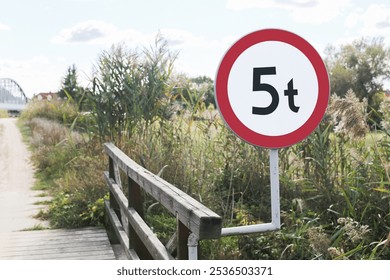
<box><xmin>0</xmin><ymin>118</ymin><xmax>46</xmax><ymax>236</ymax></box>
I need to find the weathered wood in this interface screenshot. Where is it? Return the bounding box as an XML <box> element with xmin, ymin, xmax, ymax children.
<box><xmin>127</xmin><ymin>177</ymin><xmax>152</xmax><ymax>259</ymax></box>
<box><xmin>128</xmin><ymin>177</ymin><xmax>144</xmax><ymax>216</ymax></box>
<box><xmin>105</xmin><ymin>173</ymin><xmax>174</xmax><ymax>260</ymax></box>
<box><xmin>104</xmin><ymin>142</ymin><xmax>222</xmax><ymax>240</ymax></box>
<box><xmin>165</xmin><ymin>232</ymin><xmax>177</xmax><ymax>256</ymax></box>
<box><xmin>0</xmin><ymin>227</ymin><xmax>116</xmax><ymax>260</ymax></box>
<box><xmin>105</xmin><ymin>201</ymin><xmax>140</xmax><ymax>260</ymax></box>
<box><xmin>177</xmin><ymin>219</ymin><xmax>191</xmax><ymax>260</ymax></box>
<box><xmin>108</xmin><ymin>156</ymin><xmax>121</xmax><ymax>237</ymax></box>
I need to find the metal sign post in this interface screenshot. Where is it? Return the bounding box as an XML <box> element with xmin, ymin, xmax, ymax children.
<box><xmin>221</xmin><ymin>149</ymin><xmax>280</xmax><ymax>236</ymax></box>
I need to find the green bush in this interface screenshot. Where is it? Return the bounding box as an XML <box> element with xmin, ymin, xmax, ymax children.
<box><xmin>22</xmin><ymin>100</ymin><xmax>78</xmax><ymax>125</ymax></box>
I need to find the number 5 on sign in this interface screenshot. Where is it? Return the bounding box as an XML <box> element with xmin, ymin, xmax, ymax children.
<box><xmin>252</xmin><ymin>66</ymin><xmax>300</xmax><ymax>115</ymax></box>
<box><xmin>215</xmin><ymin>29</ymin><xmax>329</xmax><ymax>148</ymax></box>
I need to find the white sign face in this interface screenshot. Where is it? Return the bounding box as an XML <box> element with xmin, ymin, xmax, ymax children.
<box><xmin>228</xmin><ymin>41</ymin><xmax>318</xmax><ymax>136</ymax></box>
<box><xmin>215</xmin><ymin>29</ymin><xmax>329</xmax><ymax>148</ymax></box>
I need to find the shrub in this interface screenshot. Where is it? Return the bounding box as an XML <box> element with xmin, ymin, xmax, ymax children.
<box><xmin>88</xmin><ymin>35</ymin><xmax>177</xmax><ymax>143</ymax></box>
<box><xmin>22</xmin><ymin>113</ymin><xmax>107</xmax><ymax>228</ymax></box>
<box><xmin>22</xmin><ymin>100</ymin><xmax>78</xmax><ymax>125</ymax></box>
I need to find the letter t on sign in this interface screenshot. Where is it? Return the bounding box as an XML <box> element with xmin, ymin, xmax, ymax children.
<box><xmin>284</xmin><ymin>79</ymin><xmax>300</xmax><ymax>113</ymax></box>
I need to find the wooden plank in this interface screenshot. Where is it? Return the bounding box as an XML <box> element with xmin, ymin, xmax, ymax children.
<box><xmin>2</xmin><ymin>232</ymin><xmax>111</xmax><ymax>245</ymax></box>
<box><xmin>105</xmin><ymin>200</ymin><xmax>139</xmax><ymax>260</ymax></box>
<box><xmin>109</xmin><ymin>156</ymin><xmax>122</xmax><ymax>231</ymax></box>
<box><xmin>3</xmin><ymin>250</ymin><xmax>115</xmax><ymax>260</ymax></box>
<box><xmin>0</xmin><ymin>227</ymin><xmax>116</xmax><ymax>260</ymax></box>
<box><xmin>0</xmin><ymin>243</ymin><xmax>113</xmax><ymax>255</ymax></box>
<box><xmin>2</xmin><ymin>234</ymin><xmax>109</xmax><ymax>247</ymax></box>
<box><xmin>165</xmin><ymin>232</ymin><xmax>177</xmax><ymax>255</ymax></box>
<box><xmin>3</xmin><ymin>228</ymin><xmax>108</xmax><ymax>239</ymax></box>
<box><xmin>0</xmin><ymin>227</ymin><xmax>106</xmax><ymax>237</ymax></box>
<box><xmin>127</xmin><ymin>177</ymin><xmax>152</xmax><ymax>259</ymax></box>
<box><xmin>105</xmin><ymin>175</ymin><xmax>174</xmax><ymax>260</ymax></box>
<box><xmin>0</xmin><ymin>246</ymin><xmax>115</xmax><ymax>260</ymax></box>
<box><xmin>104</xmin><ymin>143</ymin><xmax>222</xmax><ymax>240</ymax></box>
<box><xmin>1</xmin><ymin>244</ymin><xmax>114</xmax><ymax>258</ymax></box>
<box><xmin>2</xmin><ymin>237</ymin><xmax>112</xmax><ymax>249</ymax></box>
<box><xmin>0</xmin><ymin>228</ymin><xmax>110</xmax><ymax>243</ymax></box>
<box><xmin>127</xmin><ymin>207</ymin><xmax>174</xmax><ymax>260</ymax></box>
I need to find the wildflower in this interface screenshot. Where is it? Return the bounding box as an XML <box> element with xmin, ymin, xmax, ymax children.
<box><xmin>328</xmin><ymin>247</ymin><xmax>347</xmax><ymax>259</ymax></box>
<box><xmin>307</xmin><ymin>227</ymin><xmax>330</xmax><ymax>257</ymax></box>
<box><xmin>328</xmin><ymin>90</ymin><xmax>368</xmax><ymax>138</ymax></box>
<box><xmin>337</xmin><ymin>217</ymin><xmax>370</xmax><ymax>243</ymax></box>
<box><xmin>379</xmin><ymin>98</ymin><xmax>390</xmax><ymax>133</ymax></box>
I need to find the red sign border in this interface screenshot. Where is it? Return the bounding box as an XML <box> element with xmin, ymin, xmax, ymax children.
<box><xmin>215</xmin><ymin>29</ymin><xmax>330</xmax><ymax>148</ymax></box>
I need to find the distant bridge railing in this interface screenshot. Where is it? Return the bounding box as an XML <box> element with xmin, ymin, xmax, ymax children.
<box><xmin>0</xmin><ymin>78</ymin><xmax>28</xmax><ymax>113</ymax></box>
<box><xmin>104</xmin><ymin>143</ymin><xmax>222</xmax><ymax>260</ymax></box>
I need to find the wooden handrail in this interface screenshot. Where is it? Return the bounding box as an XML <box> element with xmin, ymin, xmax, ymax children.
<box><xmin>104</xmin><ymin>142</ymin><xmax>222</xmax><ymax>260</ymax></box>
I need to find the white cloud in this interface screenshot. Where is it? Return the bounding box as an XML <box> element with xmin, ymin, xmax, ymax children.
<box><xmin>52</xmin><ymin>20</ymin><xmax>118</xmax><ymax>44</ymax></box>
<box><xmin>51</xmin><ymin>20</ymin><xmax>229</xmax><ymax>52</ymax></box>
<box><xmin>227</xmin><ymin>0</ymin><xmax>316</xmax><ymax>10</ymax></box>
<box><xmin>159</xmin><ymin>28</ymin><xmax>226</xmax><ymax>49</ymax></box>
<box><xmin>0</xmin><ymin>56</ymin><xmax>60</xmax><ymax>97</ymax></box>
<box><xmin>226</xmin><ymin>0</ymin><xmax>351</xmax><ymax>24</ymax></box>
<box><xmin>159</xmin><ymin>29</ymin><xmax>204</xmax><ymax>47</ymax></box>
<box><xmin>359</xmin><ymin>5</ymin><xmax>390</xmax><ymax>37</ymax></box>
<box><xmin>344</xmin><ymin>8</ymin><xmax>364</xmax><ymax>29</ymax></box>
<box><xmin>0</xmin><ymin>22</ymin><xmax>10</xmax><ymax>31</ymax></box>
<box><xmin>52</xmin><ymin>20</ymin><xmax>162</xmax><ymax>48</ymax></box>
<box><xmin>50</xmin><ymin>21</ymin><xmax>246</xmax><ymax>80</ymax></box>
<box><xmin>343</xmin><ymin>4</ymin><xmax>390</xmax><ymax>46</ymax></box>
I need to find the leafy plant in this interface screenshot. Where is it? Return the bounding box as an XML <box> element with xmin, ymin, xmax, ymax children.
<box><xmin>88</xmin><ymin>35</ymin><xmax>177</xmax><ymax>144</ymax></box>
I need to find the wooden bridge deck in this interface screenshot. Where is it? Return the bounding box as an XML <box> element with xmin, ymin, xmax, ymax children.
<box><xmin>0</xmin><ymin>227</ymin><xmax>116</xmax><ymax>260</ymax></box>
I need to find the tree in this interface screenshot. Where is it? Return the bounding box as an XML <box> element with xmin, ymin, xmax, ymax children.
<box><xmin>59</xmin><ymin>64</ymin><xmax>85</xmax><ymax>108</ymax></box>
<box><xmin>325</xmin><ymin>37</ymin><xmax>390</xmax><ymax>126</ymax></box>
<box><xmin>59</xmin><ymin>64</ymin><xmax>77</xmax><ymax>99</ymax></box>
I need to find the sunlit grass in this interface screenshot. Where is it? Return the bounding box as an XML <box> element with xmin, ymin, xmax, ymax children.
<box><xmin>0</xmin><ymin>109</ymin><xmax>8</xmax><ymax>118</ymax></box>
<box><xmin>365</xmin><ymin>131</ymin><xmax>386</xmax><ymax>146</ymax></box>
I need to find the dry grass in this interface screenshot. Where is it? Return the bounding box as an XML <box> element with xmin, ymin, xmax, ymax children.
<box><xmin>379</xmin><ymin>97</ymin><xmax>390</xmax><ymax>133</ymax></box>
<box><xmin>0</xmin><ymin>109</ymin><xmax>8</xmax><ymax>118</ymax></box>
<box><xmin>328</xmin><ymin>90</ymin><xmax>369</xmax><ymax>138</ymax></box>
<box><xmin>27</xmin><ymin>117</ymin><xmax>83</xmax><ymax>147</ymax></box>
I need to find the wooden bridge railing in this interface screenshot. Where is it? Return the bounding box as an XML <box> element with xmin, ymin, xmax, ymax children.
<box><xmin>104</xmin><ymin>142</ymin><xmax>222</xmax><ymax>260</ymax></box>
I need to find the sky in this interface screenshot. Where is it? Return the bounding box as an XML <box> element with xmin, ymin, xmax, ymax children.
<box><xmin>0</xmin><ymin>0</ymin><xmax>389</xmax><ymax>97</ymax></box>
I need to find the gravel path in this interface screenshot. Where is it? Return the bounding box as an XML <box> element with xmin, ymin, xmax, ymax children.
<box><xmin>0</xmin><ymin>118</ymin><xmax>47</xmax><ymax>236</ymax></box>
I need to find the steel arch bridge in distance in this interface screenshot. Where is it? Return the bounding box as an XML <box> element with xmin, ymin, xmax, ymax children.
<box><xmin>0</xmin><ymin>78</ymin><xmax>28</xmax><ymax>112</ymax></box>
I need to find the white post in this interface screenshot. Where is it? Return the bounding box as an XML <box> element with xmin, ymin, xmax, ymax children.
<box><xmin>187</xmin><ymin>233</ymin><xmax>199</xmax><ymax>260</ymax></box>
<box><xmin>221</xmin><ymin>149</ymin><xmax>281</xmax><ymax>236</ymax></box>
<box><xmin>270</xmin><ymin>149</ymin><xmax>281</xmax><ymax>229</ymax></box>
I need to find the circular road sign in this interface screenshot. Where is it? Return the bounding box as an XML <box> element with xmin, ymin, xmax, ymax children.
<box><xmin>215</xmin><ymin>29</ymin><xmax>329</xmax><ymax>148</ymax></box>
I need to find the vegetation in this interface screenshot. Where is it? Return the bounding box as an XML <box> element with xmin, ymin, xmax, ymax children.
<box><xmin>0</xmin><ymin>109</ymin><xmax>8</xmax><ymax>118</ymax></box>
<box><xmin>20</xmin><ymin>35</ymin><xmax>390</xmax><ymax>260</ymax></box>
<box><xmin>88</xmin><ymin>36</ymin><xmax>177</xmax><ymax>142</ymax></box>
<box><xmin>325</xmin><ymin>37</ymin><xmax>390</xmax><ymax>126</ymax></box>
<box><xmin>58</xmin><ymin>64</ymin><xmax>87</xmax><ymax>109</ymax></box>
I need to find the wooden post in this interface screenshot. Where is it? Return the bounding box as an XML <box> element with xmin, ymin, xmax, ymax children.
<box><xmin>177</xmin><ymin>218</ymin><xmax>191</xmax><ymax>260</ymax></box>
<box><xmin>128</xmin><ymin>177</ymin><xmax>152</xmax><ymax>259</ymax></box>
<box><xmin>109</xmin><ymin>157</ymin><xmax>121</xmax><ymax>222</ymax></box>
<box><xmin>106</xmin><ymin>157</ymin><xmax>120</xmax><ymax>244</ymax></box>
